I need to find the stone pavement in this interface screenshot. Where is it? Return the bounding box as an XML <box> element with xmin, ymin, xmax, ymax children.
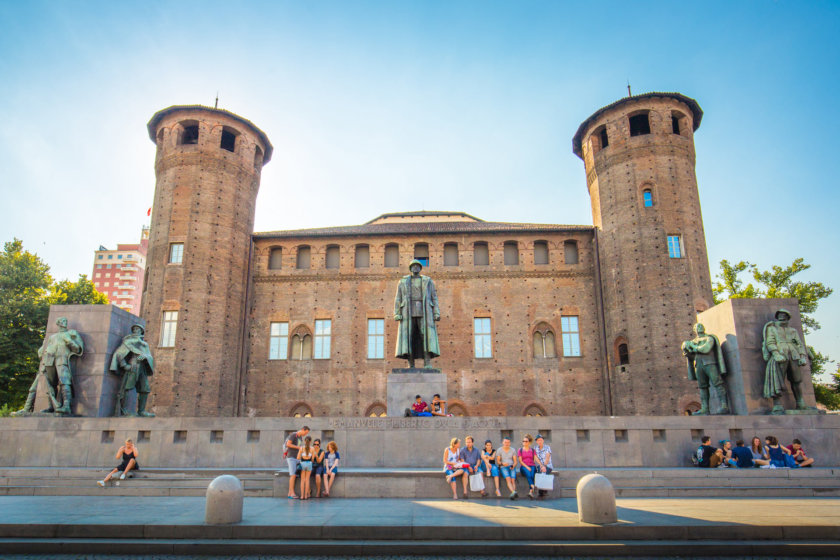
<box><xmin>1</xmin><ymin>495</ymin><xmax>839</xmax><ymax>556</ymax></box>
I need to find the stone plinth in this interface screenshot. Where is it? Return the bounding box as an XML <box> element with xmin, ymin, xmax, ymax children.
<box><xmin>387</xmin><ymin>369</ymin><xmax>447</xmax><ymax>417</ymax></box>
<box><xmin>34</xmin><ymin>305</ymin><xmax>144</xmax><ymax>417</ymax></box>
<box><xmin>576</xmin><ymin>473</ymin><xmax>617</xmax><ymax>524</ymax></box>
<box><xmin>205</xmin><ymin>475</ymin><xmax>243</xmax><ymax>524</ymax></box>
<box><xmin>698</xmin><ymin>298</ymin><xmax>817</xmax><ymax>415</ymax></box>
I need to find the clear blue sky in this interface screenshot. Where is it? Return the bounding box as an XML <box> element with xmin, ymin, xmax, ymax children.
<box><xmin>1</xmin><ymin>1</ymin><xmax>838</xmax><ymax>377</ymax></box>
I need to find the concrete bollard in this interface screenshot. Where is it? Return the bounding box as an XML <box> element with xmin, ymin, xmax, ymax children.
<box><xmin>205</xmin><ymin>475</ymin><xmax>244</xmax><ymax>524</ymax></box>
<box><xmin>576</xmin><ymin>473</ymin><xmax>617</xmax><ymax>524</ymax></box>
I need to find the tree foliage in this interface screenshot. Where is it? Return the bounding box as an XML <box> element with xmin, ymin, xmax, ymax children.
<box><xmin>0</xmin><ymin>239</ymin><xmax>108</xmax><ymax>408</ymax></box>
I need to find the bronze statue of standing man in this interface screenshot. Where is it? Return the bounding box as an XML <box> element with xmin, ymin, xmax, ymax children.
<box><xmin>682</xmin><ymin>323</ymin><xmax>730</xmax><ymax>415</ymax></box>
<box><xmin>394</xmin><ymin>259</ymin><xmax>441</xmax><ymax>368</ymax></box>
<box><xmin>110</xmin><ymin>324</ymin><xmax>155</xmax><ymax>417</ymax></box>
<box><xmin>762</xmin><ymin>308</ymin><xmax>813</xmax><ymax>414</ymax></box>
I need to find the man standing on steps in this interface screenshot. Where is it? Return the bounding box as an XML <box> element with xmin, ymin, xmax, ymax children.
<box><xmin>283</xmin><ymin>426</ymin><xmax>310</xmax><ymax>499</ymax></box>
<box><xmin>394</xmin><ymin>259</ymin><xmax>441</xmax><ymax>368</ymax></box>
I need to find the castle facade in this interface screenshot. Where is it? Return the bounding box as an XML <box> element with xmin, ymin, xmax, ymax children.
<box><xmin>141</xmin><ymin>92</ymin><xmax>713</xmax><ymax>417</ymax></box>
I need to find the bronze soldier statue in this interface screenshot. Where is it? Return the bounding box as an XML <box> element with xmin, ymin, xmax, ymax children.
<box><xmin>13</xmin><ymin>317</ymin><xmax>84</xmax><ymax>416</ymax></box>
<box><xmin>394</xmin><ymin>259</ymin><xmax>441</xmax><ymax>368</ymax></box>
<box><xmin>682</xmin><ymin>322</ymin><xmax>730</xmax><ymax>415</ymax></box>
<box><xmin>762</xmin><ymin>308</ymin><xmax>814</xmax><ymax>414</ymax></box>
<box><xmin>110</xmin><ymin>324</ymin><xmax>155</xmax><ymax>417</ymax></box>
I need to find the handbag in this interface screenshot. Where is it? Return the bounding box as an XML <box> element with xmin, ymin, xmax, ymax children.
<box><xmin>534</xmin><ymin>472</ymin><xmax>554</xmax><ymax>490</ymax></box>
<box><xmin>469</xmin><ymin>473</ymin><xmax>485</xmax><ymax>491</ymax></box>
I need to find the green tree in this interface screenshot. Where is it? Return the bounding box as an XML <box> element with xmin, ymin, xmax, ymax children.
<box><xmin>0</xmin><ymin>239</ymin><xmax>53</xmax><ymax>408</ymax></box>
<box><xmin>712</xmin><ymin>260</ymin><xmax>760</xmax><ymax>304</ymax></box>
<box><xmin>0</xmin><ymin>240</ymin><xmax>108</xmax><ymax>408</ymax></box>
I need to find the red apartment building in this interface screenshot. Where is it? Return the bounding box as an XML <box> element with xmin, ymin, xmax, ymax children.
<box><xmin>91</xmin><ymin>227</ymin><xmax>149</xmax><ymax>316</ymax></box>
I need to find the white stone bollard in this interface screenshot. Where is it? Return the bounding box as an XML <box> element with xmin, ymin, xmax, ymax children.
<box><xmin>576</xmin><ymin>473</ymin><xmax>617</xmax><ymax>524</ymax></box>
<box><xmin>205</xmin><ymin>475</ymin><xmax>244</xmax><ymax>524</ymax></box>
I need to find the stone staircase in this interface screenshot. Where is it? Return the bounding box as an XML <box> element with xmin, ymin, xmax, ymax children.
<box><xmin>2</xmin><ymin>466</ymin><xmax>838</xmax><ymax>498</ymax></box>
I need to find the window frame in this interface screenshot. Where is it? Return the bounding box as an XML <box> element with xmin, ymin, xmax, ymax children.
<box><xmin>367</xmin><ymin>318</ymin><xmax>385</xmax><ymax>360</ymax></box>
<box><xmin>169</xmin><ymin>243</ymin><xmax>184</xmax><ymax>265</ymax></box>
<box><xmin>667</xmin><ymin>235</ymin><xmax>683</xmax><ymax>259</ymax></box>
<box><xmin>160</xmin><ymin>311</ymin><xmax>178</xmax><ymax>348</ymax></box>
<box><xmin>314</xmin><ymin>319</ymin><xmax>332</xmax><ymax>359</ymax></box>
<box><xmin>474</xmin><ymin>317</ymin><xmax>492</xmax><ymax>359</ymax></box>
<box><xmin>560</xmin><ymin>315</ymin><xmax>581</xmax><ymax>357</ymax></box>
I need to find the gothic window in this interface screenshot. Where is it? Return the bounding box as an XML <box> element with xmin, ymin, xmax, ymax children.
<box><xmin>561</xmin><ymin>316</ymin><xmax>581</xmax><ymax>357</ymax></box>
<box><xmin>534</xmin><ymin>241</ymin><xmax>549</xmax><ymax>265</ymax></box>
<box><xmin>325</xmin><ymin>245</ymin><xmax>340</xmax><ymax>269</ymax></box>
<box><xmin>290</xmin><ymin>326</ymin><xmax>312</xmax><ymax>360</ymax></box>
<box><xmin>269</xmin><ymin>322</ymin><xmax>289</xmax><ymax>360</ymax></box>
<box><xmin>443</xmin><ymin>243</ymin><xmax>459</xmax><ymax>266</ymax></box>
<box><xmin>532</xmin><ymin>322</ymin><xmax>557</xmax><ymax>358</ymax></box>
<box><xmin>314</xmin><ymin>319</ymin><xmax>331</xmax><ymax>359</ymax></box>
<box><xmin>629</xmin><ymin>112</ymin><xmax>651</xmax><ymax>136</ymax></box>
<box><xmin>290</xmin><ymin>403</ymin><xmax>313</xmax><ymax>418</ymax></box>
<box><xmin>473</xmin><ymin>242</ymin><xmax>489</xmax><ymax>266</ymax></box>
<box><xmin>268</xmin><ymin>247</ymin><xmax>282</xmax><ymax>270</ymax></box>
<box><xmin>414</xmin><ymin>243</ymin><xmax>429</xmax><ymax>267</ymax></box>
<box><xmin>296</xmin><ymin>246</ymin><xmax>311</xmax><ymax>269</ymax></box>
<box><xmin>564</xmin><ymin>240</ymin><xmax>578</xmax><ymax>264</ymax></box>
<box><xmin>384</xmin><ymin>244</ymin><xmax>399</xmax><ymax>268</ymax></box>
<box><xmin>503</xmin><ymin>241</ymin><xmax>519</xmax><ymax>265</ymax></box>
<box><xmin>355</xmin><ymin>244</ymin><xmax>370</xmax><ymax>268</ymax></box>
<box><xmin>365</xmin><ymin>403</ymin><xmax>387</xmax><ymax>417</ymax></box>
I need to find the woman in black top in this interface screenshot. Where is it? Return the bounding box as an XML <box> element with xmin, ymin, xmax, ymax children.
<box><xmin>97</xmin><ymin>439</ymin><xmax>139</xmax><ymax>487</ymax></box>
<box><xmin>312</xmin><ymin>439</ymin><xmax>326</xmax><ymax>498</ymax></box>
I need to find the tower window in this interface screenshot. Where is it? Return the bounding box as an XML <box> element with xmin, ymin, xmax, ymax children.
<box><xmin>534</xmin><ymin>241</ymin><xmax>549</xmax><ymax>265</ymax></box>
<box><xmin>296</xmin><ymin>246</ymin><xmax>311</xmax><ymax>269</ymax></box>
<box><xmin>618</xmin><ymin>343</ymin><xmax>629</xmax><ymax>365</ymax></box>
<box><xmin>220</xmin><ymin>128</ymin><xmax>237</xmax><ymax>152</ymax></box>
<box><xmin>667</xmin><ymin>235</ymin><xmax>683</xmax><ymax>258</ymax></box>
<box><xmin>384</xmin><ymin>244</ymin><xmax>399</xmax><ymax>268</ymax></box>
<box><xmin>672</xmin><ymin>116</ymin><xmax>681</xmax><ymax>135</ymax></box>
<box><xmin>325</xmin><ymin>245</ymin><xmax>340</xmax><ymax>269</ymax></box>
<box><xmin>443</xmin><ymin>243</ymin><xmax>459</xmax><ymax>266</ymax></box>
<box><xmin>268</xmin><ymin>247</ymin><xmax>282</xmax><ymax>270</ymax></box>
<box><xmin>473</xmin><ymin>242</ymin><xmax>489</xmax><ymax>266</ymax></box>
<box><xmin>355</xmin><ymin>245</ymin><xmax>370</xmax><ymax>268</ymax></box>
<box><xmin>160</xmin><ymin>311</ymin><xmax>178</xmax><ymax>347</ymax></box>
<box><xmin>599</xmin><ymin>126</ymin><xmax>609</xmax><ymax>148</ymax></box>
<box><xmin>643</xmin><ymin>189</ymin><xmax>653</xmax><ymax>207</ymax></box>
<box><xmin>169</xmin><ymin>243</ymin><xmax>184</xmax><ymax>264</ymax></box>
<box><xmin>254</xmin><ymin>146</ymin><xmax>264</xmax><ymax>169</ymax></box>
<box><xmin>564</xmin><ymin>240</ymin><xmax>579</xmax><ymax>265</ymax></box>
<box><xmin>629</xmin><ymin>113</ymin><xmax>651</xmax><ymax>136</ymax></box>
<box><xmin>503</xmin><ymin>241</ymin><xmax>519</xmax><ymax>265</ymax></box>
<box><xmin>414</xmin><ymin>243</ymin><xmax>429</xmax><ymax>267</ymax></box>
<box><xmin>179</xmin><ymin>121</ymin><xmax>199</xmax><ymax>145</ymax></box>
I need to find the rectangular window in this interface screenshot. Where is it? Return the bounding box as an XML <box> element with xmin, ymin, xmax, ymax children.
<box><xmin>118</xmin><ymin>255</ymin><xmax>123</xmax><ymax>259</ymax></box>
<box><xmin>96</xmin><ymin>264</ymin><xmax>103</xmax><ymax>269</ymax></box>
<box><xmin>314</xmin><ymin>319</ymin><xmax>331</xmax><ymax>359</ymax></box>
<box><xmin>667</xmin><ymin>235</ymin><xmax>683</xmax><ymax>258</ymax></box>
<box><xmin>474</xmin><ymin>317</ymin><xmax>492</xmax><ymax>358</ymax></box>
<box><xmin>103</xmin><ymin>282</ymin><xmax>109</xmax><ymax>286</ymax></box>
<box><xmin>443</xmin><ymin>243</ymin><xmax>459</xmax><ymax>266</ymax></box>
<box><xmin>108</xmin><ymin>255</ymin><xmax>113</xmax><ymax>259</ymax></box>
<box><xmin>97</xmin><ymin>255</ymin><xmax>103</xmax><ymax>260</ymax></box>
<box><xmin>367</xmin><ymin>319</ymin><xmax>385</xmax><ymax>359</ymax></box>
<box><xmin>169</xmin><ymin>243</ymin><xmax>184</xmax><ymax>264</ymax></box>
<box><xmin>269</xmin><ymin>322</ymin><xmax>288</xmax><ymax>360</ymax></box>
<box><xmin>643</xmin><ymin>190</ymin><xmax>653</xmax><ymax>207</ymax></box>
<box><xmin>561</xmin><ymin>316</ymin><xmax>581</xmax><ymax>357</ymax></box>
<box><xmin>160</xmin><ymin>311</ymin><xmax>178</xmax><ymax>347</ymax></box>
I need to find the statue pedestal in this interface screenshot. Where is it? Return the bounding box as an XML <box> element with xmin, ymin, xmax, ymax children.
<box><xmin>387</xmin><ymin>369</ymin><xmax>447</xmax><ymax>417</ymax></box>
<box><xmin>34</xmin><ymin>305</ymin><xmax>144</xmax><ymax>417</ymax></box>
<box><xmin>697</xmin><ymin>298</ymin><xmax>818</xmax><ymax>415</ymax></box>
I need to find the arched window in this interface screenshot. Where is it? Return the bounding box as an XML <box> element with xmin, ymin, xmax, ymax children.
<box><xmin>523</xmin><ymin>404</ymin><xmax>546</xmax><ymax>417</ymax></box>
<box><xmin>220</xmin><ymin>126</ymin><xmax>239</xmax><ymax>152</ymax></box>
<box><xmin>290</xmin><ymin>403</ymin><xmax>313</xmax><ymax>418</ymax></box>
<box><xmin>178</xmin><ymin>120</ymin><xmax>199</xmax><ymax>145</ymax></box>
<box><xmin>503</xmin><ymin>241</ymin><xmax>519</xmax><ymax>265</ymax></box>
<box><xmin>473</xmin><ymin>242</ymin><xmax>489</xmax><ymax>266</ymax></box>
<box><xmin>254</xmin><ymin>146</ymin><xmax>264</xmax><ymax>169</ymax></box>
<box><xmin>642</xmin><ymin>188</ymin><xmax>653</xmax><ymax>207</ymax></box>
<box><xmin>448</xmin><ymin>403</ymin><xmax>468</xmax><ymax>417</ymax></box>
<box><xmin>384</xmin><ymin>244</ymin><xmax>399</xmax><ymax>268</ymax></box>
<box><xmin>618</xmin><ymin>343</ymin><xmax>629</xmax><ymax>365</ymax></box>
<box><xmin>296</xmin><ymin>246</ymin><xmax>311</xmax><ymax>269</ymax></box>
<box><xmin>414</xmin><ymin>243</ymin><xmax>429</xmax><ymax>267</ymax></box>
<box><xmin>268</xmin><ymin>247</ymin><xmax>282</xmax><ymax>270</ymax></box>
<box><xmin>532</xmin><ymin>322</ymin><xmax>557</xmax><ymax>358</ymax></box>
<box><xmin>591</xmin><ymin>125</ymin><xmax>608</xmax><ymax>154</ymax></box>
<box><xmin>355</xmin><ymin>244</ymin><xmax>370</xmax><ymax>268</ymax></box>
<box><xmin>629</xmin><ymin>112</ymin><xmax>651</xmax><ymax>136</ymax></box>
<box><xmin>365</xmin><ymin>403</ymin><xmax>387</xmax><ymax>417</ymax></box>
<box><xmin>564</xmin><ymin>240</ymin><xmax>578</xmax><ymax>264</ymax></box>
<box><xmin>534</xmin><ymin>241</ymin><xmax>549</xmax><ymax>265</ymax></box>
<box><xmin>671</xmin><ymin>111</ymin><xmax>686</xmax><ymax>135</ymax></box>
<box><xmin>290</xmin><ymin>326</ymin><xmax>312</xmax><ymax>360</ymax></box>
<box><xmin>325</xmin><ymin>245</ymin><xmax>340</xmax><ymax>269</ymax></box>
<box><xmin>443</xmin><ymin>242</ymin><xmax>459</xmax><ymax>266</ymax></box>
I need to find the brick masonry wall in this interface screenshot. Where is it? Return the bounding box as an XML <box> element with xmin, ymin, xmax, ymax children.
<box><xmin>243</xmin><ymin>231</ymin><xmax>608</xmax><ymax>417</ymax></box>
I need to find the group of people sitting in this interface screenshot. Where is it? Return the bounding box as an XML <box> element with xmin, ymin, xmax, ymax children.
<box><xmin>695</xmin><ymin>435</ymin><xmax>815</xmax><ymax>469</ymax></box>
<box><xmin>405</xmin><ymin>394</ymin><xmax>451</xmax><ymax>417</ymax></box>
<box><xmin>282</xmin><ymin>426</ymin><xmax>341</xmax><ymax>499</ymax></box>
<box><xmin>443</xmin><ymin>434</ymin><xmax>553</xmax><ymax>500</ymax></box>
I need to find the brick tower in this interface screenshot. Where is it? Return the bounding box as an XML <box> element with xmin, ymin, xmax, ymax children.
<box><xmin>142</xmin><ymin>106</ymin><xmax>272</xmax><ymax>416</ymax></box>
<box><xmin>573</xmin><ymin>93</ymin><xmax>713</xmax><ymax>415</ymax></box>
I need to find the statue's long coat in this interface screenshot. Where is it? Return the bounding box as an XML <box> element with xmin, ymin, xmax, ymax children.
<box><xmin>393</xmin><ymin>274</ymin><xmax>440</xmax><ymax>359</ymax></box>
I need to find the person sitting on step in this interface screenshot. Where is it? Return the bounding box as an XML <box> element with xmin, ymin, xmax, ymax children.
<box><xmin>443</xmin><ymin>437</ymin><xmax>465</xmax><ymax>500</ymax></box>
<box><xmin>405</xmin><ymin>395</ymin><xmax>432</xmax><ymax>417</ymax></box>
<box><xmin>785</xmin><ymin>439</ymin><xmax>815</xmax><ymax>467</ymax></box>
<box><xmin>97</xmin><ymin>439</ymin><xmax>139</xmax><ymax>487</ymax></box>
